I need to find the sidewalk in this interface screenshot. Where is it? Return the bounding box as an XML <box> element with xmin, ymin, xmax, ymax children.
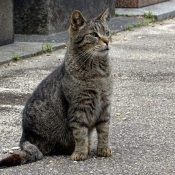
<box><xmin>0</xmin><ymin>0</ymin><xmax>175</xmax><ymax>65</ymax></box>
<box><xmin>116</xmin><ymin>0</ymin><xmax>175</xmax><ymax>20</ymax></box>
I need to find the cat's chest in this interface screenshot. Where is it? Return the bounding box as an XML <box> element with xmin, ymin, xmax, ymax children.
<box><xmin>63</xmin><ymin>73</ymin><xmax>111</xmax><ymax>104</ymax></box>
<box><xmin>77</xmin><ymin>77</ymin><xmax>109</xmax><ymax>95</ymax></box>
<box><xmin>63</xmin><ymin>76</ymin><xmax>111</xmax><ymax>126</ymax></box>
<box><xmin>73</xmin><ymin>78</ymin><xmax>110</xmax><ymax>107</ymax></box>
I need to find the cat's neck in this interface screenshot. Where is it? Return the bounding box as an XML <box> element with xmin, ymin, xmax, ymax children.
<box><xmin>65</xmin><ymin>47</ymin><xmax>111</xmax><ymax>80</ymax></box>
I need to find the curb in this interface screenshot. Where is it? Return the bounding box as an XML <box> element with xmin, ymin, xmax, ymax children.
<box><xmin>155</xmin><ymin>10</ymin><xmax>175</xmax><ymax>20</ymax></box>
<box><xmin>0</xmin><ymin>43</ymin><xmax>66</xmax><ymax>66</ymax></box>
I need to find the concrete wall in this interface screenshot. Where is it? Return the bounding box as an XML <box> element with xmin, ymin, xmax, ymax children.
<box><xmin>14</xmin><ymin>0</ymin><xmax>115</xmax><ymax>35</ymax></box>
<box><xmin>0</xmin><ymin>0</ymin><xmax>14</xmax><ymax>46</ymax></box>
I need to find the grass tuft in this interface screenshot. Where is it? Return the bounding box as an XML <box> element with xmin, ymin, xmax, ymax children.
<box><xmin>12</xmin><ymin>53</ymin><xmax>19</xmax><ymax>61</ymax></box>
<box><xmin>42</xmin><ymin>42</ymin><xmax>53</xmax><ymax>53</ymax></box>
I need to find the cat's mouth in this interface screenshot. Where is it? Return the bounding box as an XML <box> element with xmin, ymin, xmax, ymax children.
<box><xmin>99</xmin><ymin>45</ymin><xmax>110</xmax><ymax>53</ymax></box>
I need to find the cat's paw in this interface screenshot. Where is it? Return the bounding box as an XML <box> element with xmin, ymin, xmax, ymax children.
<box><xmin>71</xmin><ymin>152</ymin><xmax>88</xmax><ymax>161</ymax></box>
<box><xmin>97</xmin><ymin>148</ymin><xmax>112</xmax><ymax>157</ymax></box>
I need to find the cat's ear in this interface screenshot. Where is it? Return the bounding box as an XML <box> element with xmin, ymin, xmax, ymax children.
<box><xmin>71</xmin><ymin>10</ymin><xmax>87</xmax><ymax>31</ymax></box>
<box><xmin>95</xmin><ymin>9</ymin><xmax>110</xmax><ymax>21</ymax></box>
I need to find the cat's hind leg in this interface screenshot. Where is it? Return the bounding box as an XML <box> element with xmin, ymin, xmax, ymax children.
<box><xmin>0</xmin><ymin>141</ymin><xmax>43</xmax><ymax>168</ymax></box>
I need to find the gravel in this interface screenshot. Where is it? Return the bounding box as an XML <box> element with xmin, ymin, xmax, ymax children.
<box><xmin>0</xmin><ymin>18</ymin><xmax>175</xmax><ymax>174</ymax></box>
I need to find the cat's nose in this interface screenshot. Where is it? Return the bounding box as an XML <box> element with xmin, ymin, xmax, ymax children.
<box><xmin>101</xmin><ymin>37</ymin><xmax>109</xmax><ymax>46</ymax></box>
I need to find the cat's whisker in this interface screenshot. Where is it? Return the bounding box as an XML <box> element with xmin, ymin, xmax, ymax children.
<box><xmin>94</xmin><ymin>46</ymin><xmax>100</xmax><ymax>49</ymax></box>
<box><xmin>77</xmin><ymin>50</ymin><xmax>95</xmax><ymax>70</ymax></box>
<box><xmin>67</xmin><ymin>49</ymin><xmax>91</xmax><ymax>69</ymax></box>
<box><xmin>73</xmin><ymin>48</ymin><xmax>93</xmax><ymax>62</ymax></box>
<box><xmin>77</xmin><ymin>55</ymin><xmax>92</xmax><ymax>70</ymax></box>
<box><xmin>77</xmin><ymin>49</ymin><xmax>98</xmax><ymax>70</ymax></box>
<box><xmin>87</xmin><ymin>51</ymin><xmax>97</xmax><ymax>70</ymax></box>
<box><xmin>68</xmin><ymin>48</ymin><xmax>95</xmax><ymax>70</ymax></box>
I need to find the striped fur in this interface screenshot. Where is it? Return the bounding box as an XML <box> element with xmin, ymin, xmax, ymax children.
<box><xmin>0</xmin><ymin>9</ymin><xmax>112</xmax><ymax>168</ymax></box>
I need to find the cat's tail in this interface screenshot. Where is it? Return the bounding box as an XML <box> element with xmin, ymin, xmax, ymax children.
<box><xmin>0</xmin><ymin>141</ymin><xmax>43</xmax><ymax>168</ymax></box>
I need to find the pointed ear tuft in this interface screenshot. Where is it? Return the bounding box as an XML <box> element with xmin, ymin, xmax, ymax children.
<box><xmin>71</xmin><ymin>10</ymin><xmax>86</xmax><ymax>31</ymax></box>
<box><xmin>95</xmin><ymin>9</ymin><xmax>110</xmax><ymax>21</ymax></box>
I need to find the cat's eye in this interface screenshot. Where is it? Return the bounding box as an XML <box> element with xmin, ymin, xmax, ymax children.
<box><xmin>90</xmin><ymin>32</ymin><xmax>98</xmax><ymax>37</ymax></box>
<box><xmin>106</xmin><ymin>31</ymin><xmax>110</xmax><ymax>36</ymax></box>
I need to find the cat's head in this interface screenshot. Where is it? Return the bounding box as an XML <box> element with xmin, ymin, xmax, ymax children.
<box><xmin>69</xmin><ymin>9</ymin><xmax>111</xmax><ymax>57</ymax></box>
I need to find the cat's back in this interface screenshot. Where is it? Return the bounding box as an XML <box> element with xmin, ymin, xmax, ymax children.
<box><xmin>22</xmin><ymin>62</ymin><xmax>68</xmax><ymax>127</ymax></box>
<box><xmin>25</xmin><ymin>62</ymin><xmax>65</xmax><ymax>104</ymax></box>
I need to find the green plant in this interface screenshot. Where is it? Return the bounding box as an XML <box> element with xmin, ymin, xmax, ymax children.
<box><xmin>144</xmin><ymin>11</ymin><xmax>156</xmax><ymax>25</ymax></box>
<box><xmin>31</xmin><ymin>52</ymin><xmax>40</xmax><ymax>57</ymax></box>
<box><xmin>42</xmin><ymin>41</ymin><xmax>53</xmax><ymax>53</ymax></box>
<box><xmin>115</xmin><ymin>12</ymin><xmax>119</xmax><ymax>17</ymax></box>
<box><xmin>12</xmin><ymin>53</ymin><xmax>19</xmax><ymax>61</ymax></box>
<box><xmin>144</xmin><ymin>11</ymin><xmax>154</xmax><ymax>19</ymax></box>
<box><xmin>110</xmin><ymin>31</ymin><xmax>116</xmax><ymax>35</ymax></box>
<box><xmin>144</xmin><ymin>18</ymin><xmax>155</xmax><ymax>25</ymax></box>
<box><xmin>125</xmin><ymin>24</ymin><xmax>133</xmax><ymax>31</ymax></box>
<box><xmin>133</xmin><ymin>21</ymin><xmax>142</xmax><ymax>27</ymax></box>
<box><xmin>125</xmin><ymin>14</ymin><xmax>131</xmax><ymax>17</ymax></box>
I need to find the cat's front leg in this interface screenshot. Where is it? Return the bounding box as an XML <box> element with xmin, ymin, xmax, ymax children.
<box><xmin>70</xmin><ymin>122</ymin><xmax>88</xmax><ymax>161</ymax></box>
<box><xmin>96</xmin><ymin>121</ymin><xmax>111</xmax><ymax>157</ymax></box>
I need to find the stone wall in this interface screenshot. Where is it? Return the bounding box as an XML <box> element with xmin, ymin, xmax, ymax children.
<box><xmin>115</xmin><ymin>0</ymin><xmax>169</xmax><ymax>8</ymax></box>
<box><xmin>14</xmin><ymin>0</ymin><xmax>115</xmax><ymax>35</ymax></box>
<box><xmin>0</xmin><ymin>0</ymin><xmax>14</xmax><ymax>46</ymax></box>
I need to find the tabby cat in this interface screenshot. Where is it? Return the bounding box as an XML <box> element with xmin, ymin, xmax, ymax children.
<box><xmin>0</xmin><ymin>9</ymin><xmax>112</xmax><ymax>168</ymax></box>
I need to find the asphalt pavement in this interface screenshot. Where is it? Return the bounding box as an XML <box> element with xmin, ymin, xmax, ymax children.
<box><xmin>0</xmin><ymin>0</ymin><xmax>175</xmax><ymax>65</ymax></box>
<box><xmin>0</xmin><ymin>17</ymin><xmax>175</xmax><ymax>175</ymax></box>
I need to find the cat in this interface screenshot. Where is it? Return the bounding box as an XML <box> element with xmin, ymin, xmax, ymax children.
<box><xmin>0</xmin><ymin>9</ymin><xmax>112</xmax><ymax>168</ymax></box>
